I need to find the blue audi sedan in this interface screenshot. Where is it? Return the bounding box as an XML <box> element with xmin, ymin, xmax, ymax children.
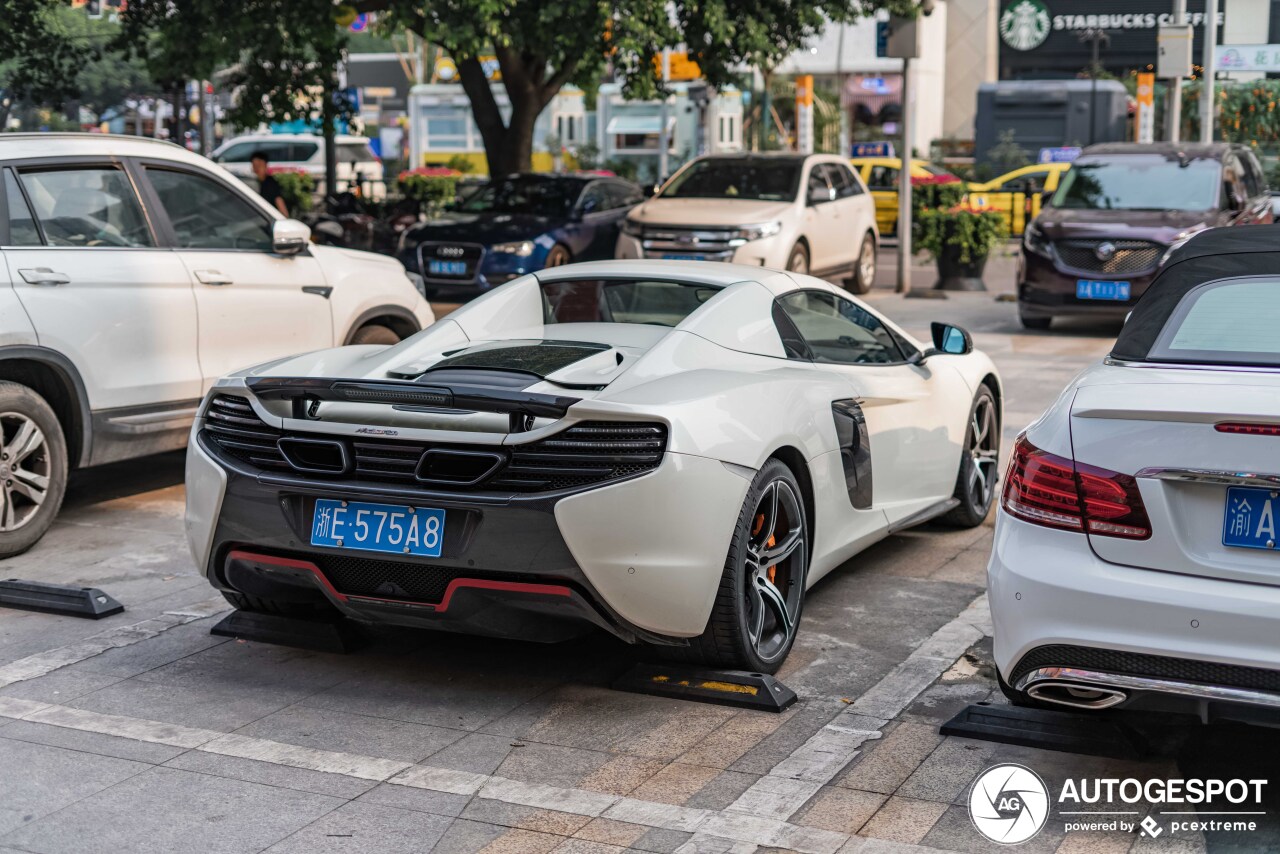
<box><xmin>397</xmin><ymin>173</ymin><xmax>644</xmax><ymax>301</ymax></box>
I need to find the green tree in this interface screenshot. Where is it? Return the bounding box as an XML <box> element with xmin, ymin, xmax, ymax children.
<box><xmin>120</xmin><ymin>0</ymin><xmax>922</xmax><ymax>174</ymax></box>
<box><xmin>0</xmin><ymin>0</ymin><xmax>95</xmax><ymax>128</ymax></box>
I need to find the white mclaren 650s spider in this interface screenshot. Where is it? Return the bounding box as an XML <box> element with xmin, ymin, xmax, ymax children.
<box><xmin>186</xmin><ymin>261</ymin><xmax>1002</xmax><ymax>672</ymax></box>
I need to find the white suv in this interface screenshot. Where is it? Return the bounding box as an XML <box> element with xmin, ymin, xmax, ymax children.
<box><xmin>615</xmin><ymin>153</ymin><xmax>879</xmax><ymax>293</ymax></box>
<box><xmin>0</xmin><ymin>133</ymin><xmax>434</xmax><ymax>557</ymax></box>
<box><xmin>212</xmin><ymin>133</ymin><xmax>384</xmax><ymax>196</ymax></box>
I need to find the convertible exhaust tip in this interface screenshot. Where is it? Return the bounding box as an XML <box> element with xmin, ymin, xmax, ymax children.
<box><xmin>1026</xmin><ymin>681</ymin><xmax>1128</xmax><ymax>710</ymax></box>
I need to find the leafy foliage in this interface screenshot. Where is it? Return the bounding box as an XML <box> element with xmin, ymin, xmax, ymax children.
<box><xmin>269</xmin><ymin>167</ymin><xmax>316</xmax><ymax>214</ymax></box>
<box><xmin>398</xmin><ymin>166</ymin><xmax>462</xmax><ymax>214</ymax></box>
<box><xmin>117</xmin><ymin>0</ymin><xmax>924</xmax><ymax>173</ymax></box>
<box><xmin>916</xmin><ymin>204</ymin><xmax>1008</xmax><ymax>264</ymax></box>
<box><xmin>0</xmin><ymin>0</ymin><xmax>96</xmax><ymax>125</ymax></box>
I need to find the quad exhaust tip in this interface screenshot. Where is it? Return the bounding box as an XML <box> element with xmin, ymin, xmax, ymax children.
<box><xmin>1026</xmin><ymin>681</ymin><xmax>1128</xmax><ymax>710</ymax></box>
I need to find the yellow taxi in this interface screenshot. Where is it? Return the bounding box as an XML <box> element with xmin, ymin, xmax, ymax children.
<box><xmin>849</xmin><ymin>157</ymin><xmax>960</xmax><ymax>236</ymax></box>
<box><xmin>966</xmin><ymin>163</ymin><xmax>1072</xmax><ymax>236</ymax></box>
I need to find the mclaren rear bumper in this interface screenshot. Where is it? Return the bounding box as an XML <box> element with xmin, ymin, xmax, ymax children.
<box><xmin>186</xmin><ymin>428</ymin><xmax>750</xmax><ymax>642</ymax></box>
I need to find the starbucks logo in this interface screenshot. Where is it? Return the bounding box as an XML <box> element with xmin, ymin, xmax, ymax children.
<box><xmin>1000</xmin><ymin>0</ymin><xmax>1051</xmax><ymax>51</ymax></box>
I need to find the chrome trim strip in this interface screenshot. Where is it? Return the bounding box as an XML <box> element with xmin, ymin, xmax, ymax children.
<box><xmin>1015</xmin><ymin>666</ymin><xmax>1280</xmax><ymax>710</ymax></box>
<box><xmin>1105</xmin><ymin>357</ymin><xmax>1280</xmax><ymax>374</ymax></box>
<box><xmin>1137</xmin><ymin>467</ymin><xmax>1280</xmax><ymax>489</ymax></box>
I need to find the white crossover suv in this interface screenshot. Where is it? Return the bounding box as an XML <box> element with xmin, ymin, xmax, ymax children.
<box><xmin>989</xmin><ymin>226</ymin><xmax>1280</xmax><ymax>724</ymax></box>
<box><xmin>0</xmin><ymin>133</ymin><xmax>433</xmax><ymax>557</ymax></box>
<box><xmin>615</xmin><ymin>153</ymin><xmax>880</xmax><ymax>293</ymax></box>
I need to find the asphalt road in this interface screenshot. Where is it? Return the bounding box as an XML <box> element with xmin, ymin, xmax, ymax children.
<box><xmin>0</xmin><ymin>252</ymin><xmax>1272</xmax><ymax>854</ymax></box>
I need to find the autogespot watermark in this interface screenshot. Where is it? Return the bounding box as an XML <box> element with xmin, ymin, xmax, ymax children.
<box><xmin>967</xmin><ymin>764</ymin><xmax>1268</xmax><ymax>845</ymax></box>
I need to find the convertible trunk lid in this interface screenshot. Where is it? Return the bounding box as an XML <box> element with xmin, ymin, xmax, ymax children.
<box><xmin>1069</xmin><ymin>365</ymin><xmax>1280</xmax><ymax>588</ymax></box>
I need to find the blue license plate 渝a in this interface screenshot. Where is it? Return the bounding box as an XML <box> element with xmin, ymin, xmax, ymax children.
<box><xmin>1076</xmin><ymin>280</ymin><xmax>1131</xmax><ymax>301</ymax></box>
<box><xmin>1223</xmin><ymin>487</ymin><xmax>1280</xmax><ymax>551</ymax></box>
<box><xmin>428</xmin><ymin>260</ymin><xmax>468</xmax><ymax>276</ymax></box>
<box><xmin>311</xmin><ymin>499</ymin><xmax>445</xmax><ymax>558</ymax></box>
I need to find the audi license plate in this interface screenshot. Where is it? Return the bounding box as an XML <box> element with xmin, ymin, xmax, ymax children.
<box><xmin>311</xmin><ymin>499</ymin><xmax>445</xmax><ymax>558</ymax></box>
<box><xmin>1223</xmin><ymin>487</ymin><xmax>1280</xmax><ymax>551</ymax></box>
<box><xmin>428</xmin><ymin>260</ymin><xmax>467</xmax><ymax>276</ymax></box>
<box><xmin>1076</xmin><ymin>280</ymin><xmax>1130</xmax><ymax>301</ymax></box>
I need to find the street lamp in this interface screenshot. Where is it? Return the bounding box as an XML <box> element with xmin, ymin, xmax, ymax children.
<box><xmin>1077</xmin><ymin>28</ymin><xmax>1111</xmax><ymax>146</ymax></box>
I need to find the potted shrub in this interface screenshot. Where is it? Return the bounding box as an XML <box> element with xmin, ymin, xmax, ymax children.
<box><xmin>397</xmin><ymin>166</ymin><xmax>464</xmax><ymax>218</ymax></box>
<box><xmin>268</xmin><ymin>167</ymin><xmax>315</xmax><ymax>216</ymax></box>
<box><xmin>915</xmin><ymin>202</ymin><xmax>1008</xmax><ymax>291</ymax></box>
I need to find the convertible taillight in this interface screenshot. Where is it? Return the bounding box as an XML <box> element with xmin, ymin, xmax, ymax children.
<box><xmin>1001</xmin><ymin>435</ymin><xmax>1151</xmax><ymax>540</ymax></box>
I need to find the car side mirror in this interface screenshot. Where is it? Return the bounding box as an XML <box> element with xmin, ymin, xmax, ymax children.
<box><xmin>1040</xmin><ymin>189</ymin><xmax>1054</xmax><ymax>206</ymax></box>
<box><xmin>808</xmin><ymin>185</ymin><xmax>836</xmax><ymax>206</ymax></box>
<box><xmin>272</xmin><ymin>218</ymin><xmax>311</xmax><ymax>255</ymax></box>
<box><xmin>930</xmin><ymin>321</ymin><xmax>973</xmax><ymax>355</ymax></box>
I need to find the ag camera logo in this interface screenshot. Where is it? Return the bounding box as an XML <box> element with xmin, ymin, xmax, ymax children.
<box><xmin>969</xmin><ymin>763</ymin><xmax>1050</xmax><ymax>844</ymax></box>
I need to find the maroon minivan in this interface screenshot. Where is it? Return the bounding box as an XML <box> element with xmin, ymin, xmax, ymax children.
<box><xmin>1016</xmin><ymin>142</ymin><xmax>1272</xmax><ymax>329</ymax></box>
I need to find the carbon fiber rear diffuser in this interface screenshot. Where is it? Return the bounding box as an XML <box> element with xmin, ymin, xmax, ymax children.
<box><xmin>211</xmin><ymin>610</ymin><xmax>365</xmax><ymax>654</ymax></box>
<box><xmin>612</xmin><ymin>662</ymin><xmax>797</xmax><ymax>712</ymax></box>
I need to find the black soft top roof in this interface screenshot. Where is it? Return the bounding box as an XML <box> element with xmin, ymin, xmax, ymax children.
<box><xmin>1111</xmin><ymin>225</ymin><xmax>1280</xmax><ymax>362</ymax></box>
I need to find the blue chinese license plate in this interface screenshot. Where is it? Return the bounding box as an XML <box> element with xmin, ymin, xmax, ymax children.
<box><xmin>428</xmin><ymin>260</ymin><xmax>467</xmax><ymax>276</ymax></box>
<box><xmin>662</xmin><ymin>254</ymin><xmax>705</xmax><ymax>261</ymax></box>
<box><xmin>1223</xmin><ymin>487</ymin><xmax>1280</xmax><ymax>551</ymax></box>
<box><xmin>1076</xmin><ymin>280</ymin><xmax>1131</xmax><ymax>301</ymax></box>
<box><xmin>311</xmin><ymin>499</ymin><xmax>445</xmax><ymax>558</ymax></box>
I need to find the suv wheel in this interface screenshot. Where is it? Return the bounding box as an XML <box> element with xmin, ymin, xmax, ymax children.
<box><xmin>350</xmin><ymin>324</ymin><xmax>400</xmax><ymax>346</ymax></box>
<box><xmin>843</xmin><ymin>232</ymin><xmax>877</xmax><ymax>294</ymax></box>
<box><xmin>786</xmin><ymin>243</ymin><xmax>810</xmax><ymax>275</ymax></box>
<box><xmin>0</xmin><ymin>382</ymin><xmax>68</xmax><ymax>558</ymax></box>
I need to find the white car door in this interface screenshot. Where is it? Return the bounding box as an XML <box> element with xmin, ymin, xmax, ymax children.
<box><xmin>777</xmin><ymin>289</ymin><xmax>966</xmax><ymax>525</ymax></box>
<box><xmin>137</xmin><ymin>162</ymin><xmax>334</xmax><ymax>388</ymax></box>
<box><xmin>830</xmin><ymin>162</ymin><xmax>874</xmax><ymax>258</ymax></box>
<box><xmin>801</xmin><ymin>164</ymin><xmax>842</xmax><ymax>271</ymax></box>
<box><xmin>2</xmin><ymin>163</ymin><xmax>202</xmax><ymax>412</ymax></box>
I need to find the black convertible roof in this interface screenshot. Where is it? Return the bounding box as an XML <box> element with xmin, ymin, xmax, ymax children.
<box><xmin>1110</xmin><ymin>225</ymin><xmax>1280</xmax><ymax>362</ymax></box>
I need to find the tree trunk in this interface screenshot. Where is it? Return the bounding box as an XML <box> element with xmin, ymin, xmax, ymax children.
<box><xmin>455</xmin><ymin>51</ymin><xmax>573</xmax><ymax>175</ymax></box>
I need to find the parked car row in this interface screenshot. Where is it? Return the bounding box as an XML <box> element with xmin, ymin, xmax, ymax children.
<box><xmin>400</xmin><ymin>153</ymin><xmax>882</xmax><ymax>300</ymax></box>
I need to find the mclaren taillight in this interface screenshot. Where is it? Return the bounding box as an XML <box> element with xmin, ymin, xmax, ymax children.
<box><xmin>1001</xmin><ymin>435</ymin><xmax>1151</xmax><ymax>540</ymax></box>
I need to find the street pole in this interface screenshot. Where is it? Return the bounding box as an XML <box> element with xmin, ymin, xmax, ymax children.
<box><xmin>1200</xmin><ymin>0</ymin><xmax>1218</xmax><ymax>142</ymax></box>
<box><xmin>896</xmin><ymin>56</ymin><xmax>912</xmax><ymax>295</ymax></box>
<box><xmin>657</xmin><ymin>48</ymin><xmax>671</xmax><ymax>182</ymax></box>
<box><xmin>1089</xmin><ymin>33</ymin><xmax>1100</xmax><ymax>145</ymax></box>
<box><xmin>1168</xmin><ymin>0</ymin><xmax>1186</xmax><ymax>141</ymax></box>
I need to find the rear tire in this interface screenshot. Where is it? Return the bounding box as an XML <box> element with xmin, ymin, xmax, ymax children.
<box><xmin>350</xmin><ymin>324</ymin><xmax>400</xmax><ymax>346</ymax></box>
<box><xmin>0</xmin><ymin>382</ymin><xmax>68</xmax><ymax>559</ymax></box>
<box><xmin>941</xmin><ymin>385</ymin><xmax>1000</xmax><ymax>528</ymax></box>
<box><xmin>843</xmin><ymin>232</ymin><xmax>877</xmax><ymax>294</ymax></box>
<box><xmin>1018</xmin><ymin>309</ymin><xmax>1051</xmax><ymax>330</ymax></box>
<box><xmin>652</xmin><ymin>459</ymin><xmax>809</xmax><ymax>673</ymax></box>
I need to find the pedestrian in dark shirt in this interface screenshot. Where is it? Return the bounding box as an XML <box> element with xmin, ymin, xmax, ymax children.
<box><xmin>251</xmin><ymin>150</ymin><xmax>290</xmax><ymax>216</ymax></box>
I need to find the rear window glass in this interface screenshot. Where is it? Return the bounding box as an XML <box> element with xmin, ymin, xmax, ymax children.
<box><xmin>336</xmin><ymin>142</ymin><xmax>377</xmax><ymax>163</ymax></box>
<box><xmin>541</xmin><ymin>279</ymin><xmax>719</xmax><ymax>327</ymax></box>
<box><xmin>1149</xmin><ymin>278</ymin><xmax>1280</xmax><ymax>366</ymax></box>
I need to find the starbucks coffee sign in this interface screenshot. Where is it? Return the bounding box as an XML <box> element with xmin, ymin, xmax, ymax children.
<box><xmin>1000</xmin><ymin>0</ymin><xmax>1051</xmax><ymax>51</ymax></box>
<box><xmin>999</xmin><ymin>0</ymin><xmax>1224</xmax><ymax>52</ymax></box>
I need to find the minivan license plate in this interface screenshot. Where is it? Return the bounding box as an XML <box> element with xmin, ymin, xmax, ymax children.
<box><xmin>1222</xmin><ymin>487</ymin><xmax>1280</xmax><ymax>551</ymax></box>
<box><xmin>1076</xmin><ymin>280</ymin><xmax>1130</xmax><ymax>301</ymax></box>
<box><xmin>311</xmin><ymin>499</ymin><xmax>445</xmax><ymax>557</ymax></box>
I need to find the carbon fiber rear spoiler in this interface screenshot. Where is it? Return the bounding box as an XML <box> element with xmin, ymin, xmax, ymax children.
<box><xmin>244</xmin><ymin>377</ymin><xmax>580</xmax><ymax>421</ymax></box>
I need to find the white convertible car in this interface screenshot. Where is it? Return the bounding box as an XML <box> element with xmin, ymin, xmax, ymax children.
<box><xmin>990</xmin><ymin>227</ymin><xmax>1280</xmax><ymax>721</ymax></box>
<box><xmin>186</xmin><ymin>261</ymin><xmax>1001</xmax><ymax>671</ymax></box>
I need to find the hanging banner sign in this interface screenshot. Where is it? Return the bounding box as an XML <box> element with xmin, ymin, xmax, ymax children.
<box><xmin>1216</xmin><ymin>44</ymin><xmax>1280</xmax><ymax>72</ymax></box>
<box><xmin>1135</xmin><ymin>72</ymin><xmax>1155</xmax><ymax>144</ymax></box>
